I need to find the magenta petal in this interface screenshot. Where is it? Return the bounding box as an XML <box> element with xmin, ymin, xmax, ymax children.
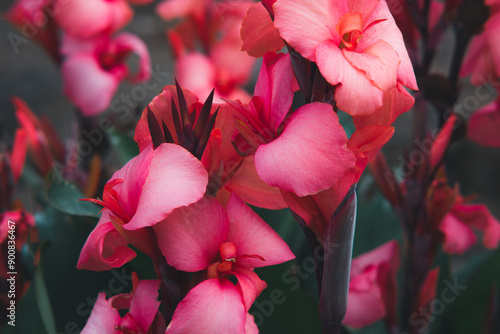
<box><xmin>154</xmin><ymin>197</ymin><xmax>229</xmax><ymax>272</ymax></box>
<box><xmin>81</xmin><ymin>293</ymin><xmax>121</xmax><ymax>334</ymax></box>
<box><xmin>125</xmin><ymin>143</ymin><xmax>208</xmax><ymax>230</ymax></box>
<box><xmin>166</xmin><ymin>278</ymin><xmax>246</xmax><ymax>334</ymax></box>
<box><xmin>273</xmin><ymin>0</ymin><xmax>345</xmax><ymax>61</ymax></box>
<box><xmin>128</xmin><ymin>280</ymin><xmax>161</xmax><ymax>332</ymax></box>
<box><xmin>316</xmin><ymin>40</ymin><xmax>385</xmax><ymax>116</ymax></box>
<box><xmin>62</xmin><ymin>54</ymin><xmax>119</xmax><ymax>117</ymax></box>
<box><xmin>233</xmin><ymin>267</ymin><xmax>267</xmax><ymax>310</ymax></box>
<box><xmin>226</xmin><ymin>194</ymin><xmax>294</xmax><ymax>268</ymax></box>
<box><xmin>255</xmin><ymin>102</ymin><xmax>356</xmax><ymax>196</ymax></box>
<box><xmin>77</xmin><ymin>211</ymin><xmax>137</xmax><ymax>271</ymax></box>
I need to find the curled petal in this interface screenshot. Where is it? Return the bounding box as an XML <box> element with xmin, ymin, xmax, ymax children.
<box><xmin>81</xmin><ymin>293</ymin><xmax>121</xmax><ymax>334</ymax></box>
<box><xmin>114</xmin><ymin>33</ymin><xmax>152</xmax><ymax>82</ymax></box>
<box><xmin>77</xmin><ymin>212</ymin><xmax>137</xmax><ymax>271</ymax></box>
<box><xmin>233</xmin><ymin>267</ymin><xmax>267</xmax><ymax>310</ymax></box>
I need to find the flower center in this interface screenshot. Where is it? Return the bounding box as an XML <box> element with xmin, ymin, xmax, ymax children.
<box><xmin>207</xmin><ymin>241</ymin><xmax>265</xmax><ymax>278</ymax></box>
<box><xmin>336</xmin><ymin>12</ymin><xmax>363</xmax><ymax>51</ymax></box>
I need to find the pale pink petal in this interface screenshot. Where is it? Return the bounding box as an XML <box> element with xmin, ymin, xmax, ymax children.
<box><xmin>254</xmin><ymin>52</ymin><xmax>296</xmax><ymax>131</ymax></box>
<box><xmin>81</xmin><ymin>293</ymin><xmax>121</xmax><ymax>334</ymax></box>
<box><xmin>62</xmin><ymin>54</ymin><xmax>120</xmax><ymax>117</ymax></box>
<box><xmin>233</xmin><ymin>267</ymin><xmax>267</xmax><ymax>310</ymax></box>
<box><xmin>125</xmin><ymin>143</ymin><xmax>208</xmax><ymax>230</ymax></box>
<box><xmin>240</xmin><ymin>3</ymin><xmax>285</xmax><ymax>57</ymax></box>
<box><xmin>342</xmin><ymin>40</ymin><xmax>400</xmax><ymax>92</ymax></box>
<box><xmin>439</xmin><ymin>213</ymin><xmax>477</xmax><ymax>254</ymax></box>
<box><xmin>273</xmin><ymin>0</ymin><xmax>345</xmax><ymax>61</ymax></box>
<box><xmin>128</xmin><ymin>280</ymin><xmax>161</xmax><ymax>332</ymax></box>
<box><xmin>114</xmin><ymin>33</ymin><xmax>152</xmax><ymax>82</ymax></box>
<box><xmin>211</xmin><ymin>40</ymin><xmax>255</xmax><ymax>88</ymax></box>
<box><xmin>55</xmin><ymin>0</ymin><xmax>132</xmax><ymax>39</ymax></box>
<box><xmin>468</xmin><ymin>101</ymin><xmax>500</xmax><ymax>147</ymax></box>
<box><xmin>175</xmin><ymin>53</ymin><xmax>217</xmax><ymax>102</ymax></box>
<box><xmin>224</xmin><ymin>156</ymin><xmax>287</xmax><ymax>210</ymax></box>
<box><xmin>255</xmin><ymin>102</ymin><xmax>356</xmax><ymax>196</ymax></box>
<box><xmin>166</xmin><ymin>278</ymin><xmax>246</xmax><ymax>334</ymax></box>
<box><xmin>77</xmin><ymin>211</ymin><xmax>137</xmax><ymax>271</ymax></box>
<box><xmin>225</xmin><ymin>194</ymin><xmax>294</xmax><ymax>268</ymax></box>
<box><xmin>316</xmin><ymin>40</ymin><xmax>385</xmax><ymax>116</ymax></box>
<box><xmin>154</xmin><ymin>197</ymin><xmax>229</xmax><ymax>272</ymax></box>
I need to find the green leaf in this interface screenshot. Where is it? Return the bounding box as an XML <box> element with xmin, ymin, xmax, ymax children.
<box><xmin>106</xmin><ymin>128</ymin><xmax>139</xmax><ymax>164</ymax></box>
<box><xmin>35</xmin><ymin>267</ymin><xmax>57</xmax><ymax>334</ymax></box>
<box><xmin>46</xmin><ymin>179</ymin><xmax>100</xmax><ymax>218</ymax></box>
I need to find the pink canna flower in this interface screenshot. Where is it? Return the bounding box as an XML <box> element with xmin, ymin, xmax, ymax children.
<box><xmin>82</xmin><ymin>274</ymin><xmax>162</xmax><ymax>334</ymax></box>
<box><xmin>273</xmin><ymin>0</ymin><xmax>418</xmax><ymax>116</ymax></box>
<box><xmin>227</xmin><ymin>52</ymin><xmax>357</xmax><ymax>197</ymax></box>
<box><xmin>154</xmin><ymin>194</ymin><xmax>294</xmax><ymax>333</ymax></box>
<box><xmin>54</xmin><ymin>0</ymin><xmax>133</xmax><ymax>39</ymax></box>
<box><xmin>61</xmin><ymin>33</ymin><xmax>151</xmax><ymax>117</ymax></box>
<box><xmin>344</xmin><ymin>240</ymin><xmax>400</xmax><ymax>329</ymax></box>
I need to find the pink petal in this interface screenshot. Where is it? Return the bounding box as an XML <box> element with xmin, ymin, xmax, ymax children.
<box><xmin>233</xmin><ymin>267</ymin><xmax>267</xmax><ymax>310</ymax></box>
<box><xmin>225</xmin><ymin>194</ymin><xmax>294</xmax><ymax>268</ymax></box>
<box><xmin>224</xmin><ymin>156</ymin><xmax>287</xmax><ymax>210</ymax></box>
<box><xmin>240</xmin><ymin>3</ymin><xmax>285</xmax><ymax>57</ymax></box>
<box><xmin>125</xmin><ymin>143</ymin><xmax>208</xmax><ymax>230</ymax></box>
<box><xmin>273</xmin><ymin>0</ymin><xmax>345</xmax><ymax>61</ymax></box>
<box><xmin>11</xmin><ymin>129</ymin><xmax>27</xmax><ymax>182</ymax></box>
<box><xmin>154</xmin><ymin>197</ymin><xmax>229</xmax><ymax>272</ymax></box>
<box><xmin>128</xmin><ymin>280</ymin><xmax>161</xmax><ymax>332</ymax></box>
<box><xmin>439</xmin><ymin>213</ymin><xmax>477</xmax><ymax>254</ymax></box>
<box><xmin>62</xmin><ymin>54</ymin><xmax>120</xmax><ymax>117</ymax></box>
<box><xmin>486</xmin><ymin>13</ymin><xmax>500</xmax><ymax>75</ymax></box>
<box><xmin>77</xmin><ymin>211</ymin><xmax>137</xmax><ymax>271</ymax></box>
<box><xmin>430</xmin><ymin>113</ymin><xmax>456</xmax><ymax>168</ymax></box>
<box><xmin>428</xmin><ymin>1</ymin><xmax>444</xmax><ymax>32</ymax></box>
<box><xmin>353</xmin><ymin>83</ymin><xmax>415</xmax><ymax>128</ymax></box>
<box><xmin>114</xmin><ymin>33</ymin><xmax>152</xmax><ymax>82</ymax></box>
<box><xmin>245</xmin><ymin>313</ymin><xmax>259</xmax><ymax>334</ymax></box>
<box><xmin>316</xmin><ymin>40</ymin><xmax>385</xmax><ymax>116</ymax></box>
<box><xmin>255</xmin><ymin>102</ymin><xmax>356</xmax><ymax>196</ymax></box>
<box><xmin>166</xmin><ymin>278</ymin><xmax>246</xmax><ymax>334</ymax></box>
<box><xmin>342</xmin><ymin>40</ymin><xmax>400</xmax><ymax>92</ymax></box>
<box><xmin>175</xmin><ymin>53</ymin><xmax>217</xmax><ymax>102</ymax></box>
<box><xmin>55</xmin><ymin>0</ymin><xmax>132</xmax><ymax>39</ymax></box>
<box><xmin>254</xmin><ymin>52</ymin><xmax>296</xmax><ymax>131</ymax></box>
<box><xmin>468</xmin><ymin>101</ymin><xmax>500</xmax><ymax>147</ymax></box>
<box><xmin>211</xmin><ymin>40</ymin><xmax>256</xmax><ymax>88</ymax></box>
<box><xmin>350</xmin><ymin>240</ymin><xmax>399</xmax><ymax>274</ymax></box>
<box><xmin>81</xmin><ymin>293</ymin><xmax>121</xmax><ymax>334</ymax></box>
<box><xmin>418</xmin><ymin>268</ymin><xmax>440</xmax><ymax>309</ymax></box>
<box><xmin>344</xmin><ymin>267</ymin><xmax>386</xmax><ymax>328</ymax></box>
<box><xmin>452</xmin><ymin>204</ymin><xmax>500</xmax><ymax>249</ymax></box>
<box><xmin>359</xmin><ymin>0</ymin><xmax>418</xmax><ymax>90</ymax></box>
